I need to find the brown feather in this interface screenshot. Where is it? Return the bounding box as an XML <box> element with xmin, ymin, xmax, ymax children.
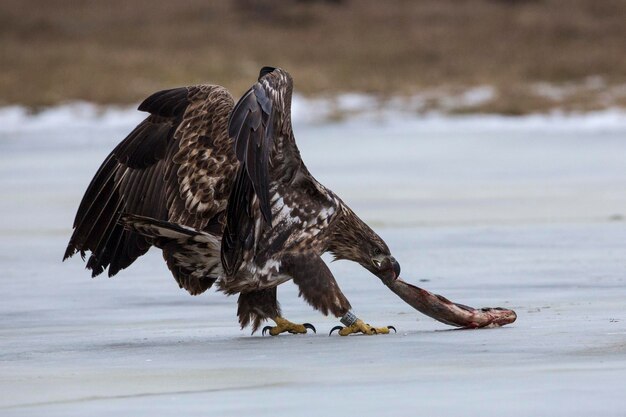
<box><xmin>64</xmin><ymin>84</ymin><xmax>236</xmax><ymax>284</ymax></box>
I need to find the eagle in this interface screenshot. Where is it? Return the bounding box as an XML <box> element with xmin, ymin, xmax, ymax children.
<box><xmin>64</xmin><ymin>67</ymin><xmax>401</xmax><ymax>336</ymax></box>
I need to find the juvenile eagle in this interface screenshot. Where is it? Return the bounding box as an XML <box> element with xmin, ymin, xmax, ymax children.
<box><xmin>64</xmin><ymin>67</ymin><xmax>400</xmax><ymax>336</ymax></box>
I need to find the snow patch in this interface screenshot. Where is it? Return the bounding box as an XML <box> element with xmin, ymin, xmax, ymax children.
<box><xmin>2</xmin><ymin>94</ymin><xmax>626</xmax><ymax>135</ymax></box>
<box><xmin>0</xmin><ymin>102</ymin><xmax>143</xmax><ymax>134</ymax></box>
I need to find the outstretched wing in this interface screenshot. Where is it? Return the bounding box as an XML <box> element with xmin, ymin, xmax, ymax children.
<box><xmin>64</xmin><ymin>85</ymin><xmax>236</xmax><ymax>278</ymax></box>
<box><xmin>221</xmin><ymin>67</ymin><xmax>304</xmax><ymax>276</ymax></box>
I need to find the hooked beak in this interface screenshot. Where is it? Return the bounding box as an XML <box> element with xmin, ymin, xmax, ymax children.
<box><xmin>391</xmin><ymin>257</ymin><xmax>401</xmax><ymax>279</ymax></box>
<box><xmin>375</xmin><ymin>256</ymin><xmax>401</xmax><ymax>283</ymax></box>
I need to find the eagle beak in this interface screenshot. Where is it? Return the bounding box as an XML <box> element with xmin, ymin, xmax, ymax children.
<box><xmin>390</xmin><ymin>256</ymin><xmax>401</xmax><ymax>280</ymax></box>
<box><xmin>374</xmin><ymin>256</ymin><xmax>401</xmax><ymax>283</ymax></box>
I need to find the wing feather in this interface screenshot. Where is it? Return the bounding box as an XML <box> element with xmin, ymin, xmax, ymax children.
<box><xmin>64</xmin><ymin>85</ymin><xmax>236</xmax><ymax>278</ymax></box>
<box><xmin>221</xmin><ymin>67</ymin><xmax>303</xmax><ymax>276</ymax></box>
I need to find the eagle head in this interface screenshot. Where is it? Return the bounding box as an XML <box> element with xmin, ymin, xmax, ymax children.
<box><xmin>329</xmin><ymin>207</ymin><xmax>401</xmax><ymax>284</ymax></box>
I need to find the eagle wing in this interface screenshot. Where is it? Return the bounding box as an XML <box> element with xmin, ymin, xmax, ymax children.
<box><xmin>221</xmin><ymin>67</ymin><xmax>305</xmax><ymax>276</ymax></box>
<box><xmin>64</xmin><ymin>85</ymin><xmax>236</xmax><ymax>280</ymax></box>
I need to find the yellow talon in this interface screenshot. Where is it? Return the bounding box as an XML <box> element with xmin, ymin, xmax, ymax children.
<box><xmin>262</xmin><ymin>317</ymin><xmax>316</xmax><ymax>336</ymax></box>
<box><xmin>333</xmin><ymin>319</ymin><xmax>395</xmax><ymax>336</ymax></box>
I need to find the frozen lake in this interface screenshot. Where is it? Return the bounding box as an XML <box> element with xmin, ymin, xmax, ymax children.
<box><xmin>0</xmin><ymin>108</ymin><xmax>625</xmax><ymax>416</ymax></box>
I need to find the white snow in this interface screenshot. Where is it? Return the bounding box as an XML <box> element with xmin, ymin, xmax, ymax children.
<box><xmin>4</xmin><ymin>95</ymin><xmax>626</xmax><ymax>135</ymax></box>
<box><xmin>0</xmin><ymin>102</ymin><xmax>144</xmax><ymax>134</ymax></box>
<box><xmin>0</xmin><ymin>104</ymin><xmax>625</xmax><ymax>416</ymax></box>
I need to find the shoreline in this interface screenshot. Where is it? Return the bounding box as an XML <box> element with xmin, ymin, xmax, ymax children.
<box><xmin>2</xmin><ymin>94</ymin><xmax>626</xmax><ymax>134</ymax></box>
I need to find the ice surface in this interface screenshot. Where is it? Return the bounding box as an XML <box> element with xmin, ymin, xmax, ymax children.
<box><xmin>0</xmin><ymin>107</ymin><xmax>625</xmax><ymax>416</ymax></box>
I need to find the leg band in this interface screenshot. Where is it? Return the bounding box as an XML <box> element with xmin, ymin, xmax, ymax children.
<box><xmin>340</xmin><ymin>310</ymin><xmax>358</xmax><ymax>327</ymax></box>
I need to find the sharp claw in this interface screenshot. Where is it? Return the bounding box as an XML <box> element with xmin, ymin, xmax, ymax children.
<box><xmin>329</xmin><ymin>325</ymin><xmax>343</xmax><ymax>336</ymax></box>
<box><xmin>303</xmin><ymin>323</ymin><xmax>316</xmax><ymax>334</ymax></box>
<box><xmin>262</xmin><ymin>326</ymin><xmax>272</xmax><ymax>336</ymax></box>
<box><xmin>388</xmin><ymin>326</ymin><xmax>397</xmax><ymax>333</ymax></box>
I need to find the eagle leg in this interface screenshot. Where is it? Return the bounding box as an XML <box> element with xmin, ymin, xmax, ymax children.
<box><xmin>283</xmin><ymin>253</ymin><xmax>353</xmax><ymax>318</ymax></box>
<box><xmin>262</xmin><ymin>316</ymin><xmax>316</xmax><ymax>336</ymax></box>
<box><xmin>329</xmin><ymin>316</ymin><xmax>396</xmax><ymax>336</ymax></box>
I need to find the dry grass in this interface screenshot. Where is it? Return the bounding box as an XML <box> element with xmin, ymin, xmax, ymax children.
<box><xmin>1</xmin><ymin>0</ymin><xmax>626</xmax><ymax>113</ymax></box>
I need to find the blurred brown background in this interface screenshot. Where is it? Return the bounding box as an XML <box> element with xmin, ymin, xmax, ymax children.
<box><xmin>1</xmin><ymin>0</ymin><xmax>625</xmax><ymax>113</ymax></box>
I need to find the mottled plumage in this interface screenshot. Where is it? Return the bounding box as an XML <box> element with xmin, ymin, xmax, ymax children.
<box><xmin>65</xmin><ymin>67</ymin><xmax>400</xmax><ymax>333</ymax></box>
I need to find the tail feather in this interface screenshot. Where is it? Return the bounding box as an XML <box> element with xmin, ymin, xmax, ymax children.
<box><xmin>119</xmin><ymin>214</ymin><xmax>223</xmax><ymax>295</ymax></box>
